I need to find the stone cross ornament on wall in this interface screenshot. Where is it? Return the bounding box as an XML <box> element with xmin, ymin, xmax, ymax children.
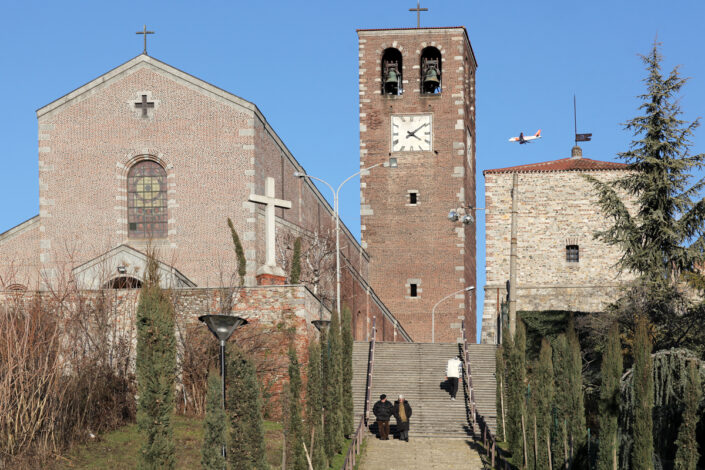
<box><xmin>249</xmin><ymin>177</ymin><xmax>291</xmax><ymax>284</ymax></box>
<box><xmin>134</xmin><ymin>94</ymin><xmax>154</xmax><ymax>118</ymax></box>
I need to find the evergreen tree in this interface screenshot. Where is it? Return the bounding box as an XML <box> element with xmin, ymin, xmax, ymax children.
<box><xmin>319</xmin><ymin>327</ymin><xmax>329</xmax><ymax>459</ymax></box>
<box><xmin>341</xmin><ymin>306</ymin><xmax>354</xmax><ymax>437</ymax></box>
<box><xmin>598</xmin><ymin>323</ymin><xmax>623</xmax><ymax>470</ymax></box>
<box><xmin>286</xmin><ymin>345</ymin><xmax>307</xmax><ymax>470</ymax></box>
<box><xmin>551</xmin><ymin>333</ymin><xmax>569</xmax><ymax>470</ymax></box>
<box><xmin>228</xmin><ymin>218</ymin><xmax>247</xmax><ymax>286</ymax></box>
<box><xmin>202</xmin><ymin>370</ymin><xmax>227</xmax><ymax>470</ymax></box>
<box><xmin>505</xmin><ymin>321</ymin><xmax>527</xmax><ymax>464</ymax></box>
<box><xmin>226</xmin><ymin>344</ymin><xmax>267</xmax><ymax>470</ymax></box>
<box><xmin>533</xmin><ymin>339</ymin><xmax>554</xmax><ymax>470</ymax></box>
<box><xmin>631</xmin><ymin>316</ymin><xmax>654</xmax><ymax>470</ymax></box>
<box><xmin>324</xmin><ymin>312</ymin><xmax>344</xmax><ymax>459</ymax></box>
<box><xmin>305</xmin><ymin>341</ymin><xmax>326</xmax><ymax>470</ymax></box>
<box><xmin>673</xmin><ymin>360</ymin><xmax>702</xmax><ymax>470</ymax></box>
<box><xmin>495</xmin><ymin>344</ymin><xmax>506</xmax><ymax>442</ymax></box>
<box><xmin>290</xmin><ymin>237</ymin><xmax>302</xmax><ymax>284</ymax></box>
<box><xmin>587</xmin><ymin>42</ymin><xmax>705</xmax><ymax>350</ymax></box>
<box><xmin>565</xmin><ymin>319</ymin><xmax>586</xmax><ymax>454</ymax></box>
<box><xmin>136</xmin><ymin>256</ymin><xmax>176</xmax><ymax>470</ymax></box>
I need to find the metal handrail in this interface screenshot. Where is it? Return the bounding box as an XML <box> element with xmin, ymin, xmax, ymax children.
<box><xmin>363</xmin><ymin>316</ymin><xmax>376</xmax><ymax>425</ymax></box>
<box><xmin>342</xmin><ymin>316</ymin><xmax>376</xmax><ymax>470</ymax></box>
<box><xmin>342</xmin><ymin>417</ymin><xmax>365</xmax><ymax>470</ymax></box>
<box><xmin>460</xmin><ymin>320</ymin><xmax>509</xmax><ymax>469</ymax></box>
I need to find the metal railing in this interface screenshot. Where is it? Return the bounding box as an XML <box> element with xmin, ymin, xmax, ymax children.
<box><xmin>460</xmin><ymin>320</ymin><xmax>509</xmax><ymax>469</ymax></box>
<box><xmin>342</xmin><ymin>316</ymin><xmax>376</xmax><ymax>470</ymax></box>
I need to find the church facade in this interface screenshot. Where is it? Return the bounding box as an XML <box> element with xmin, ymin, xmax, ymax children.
<box><xmin>480</xmin><ymin>147</ymin><xmax>631</xmax><ymax>344</ymax></box>
<box><xmin>0</xmin><ymin>53</ymin><xmax>411</xmax><ymax>342</ymax></box>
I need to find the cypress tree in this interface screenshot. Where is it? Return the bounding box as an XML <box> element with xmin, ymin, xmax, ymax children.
<box><xmin>324</xmin><ymin>312</ymin><xmax>344</xmax><ymax>459</ymax></box>
<box><xmin>631</xmin><ymin>316</ymin><xmax>654</xmax><ymax>470</ymax></box>
<box><xmin>202</xmin><ymin>370</ymin><xmax>227</xmax><ymax>470</ymax></box>
<box><xmin>341</xmin><ymin>306</ymin><xmax>354</xmax><ymax>437</ymax></box>
<box><xmin>227</xmin><ymin>218</ymin><xmax>247</xmax><ymax>286</ymax></box>
<box><xmin>598</xmin><ymin>323</ymin><xmax>623</xmax><ymax>470</ymax></box>
<box><xmin>305</xmin><ymin>341</ymin><xmax>326</xmax><ymax>470</ymax></box>
<box><xmin>136</xmin><ymin>256</ymin><xmax>176</xmax><ymax>470</ymax></box>
<box><xmin>290</xmin><ymin>237</ymin><xmax>302</xmax><ymax>284</ymax></box>
<box><xmin>505</xmin><ymin>321</ymin><xmax>527</xmax><ymax>464</ymax></box>
<box><xmin>565</xmin><ymin>319</ymin><xmax>586</xmax><ymax>455</ymax></box>
<box><xmin>533</xmin><ymin>339</ymin><xmax>554</xmax><ymax>470</ymax></box>
<box><xmin>673</xmin><ymin>360</ymin><xmax>702</xmax><ymax>470</ymax></box>
<box><xmin>226</xmin><ymin>344</ymin><xmax>267</xmax><ymax>470</ymax></box>
<box><xmin>319</xmin><ymin>327</ymin><xmax>329</xmax><ymax>458</ymax></box>
<box><xmin>551</xmin><ymin>333</ymin><xmax>569</xmax><ymax>470</ymax></box>
<box><xmin>286</xmin><ymin>345</ymin><xmax>307</xmax><ymax>470</ymax></box>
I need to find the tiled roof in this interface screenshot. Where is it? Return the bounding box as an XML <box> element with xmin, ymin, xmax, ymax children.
<box><xmin>483</xmin><ymin>157</ymin><xmax>628</xmax><ymax>175</ymax></box>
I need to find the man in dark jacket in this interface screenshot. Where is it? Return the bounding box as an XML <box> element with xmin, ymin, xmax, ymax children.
<box><xmin>372</xmin><ymin>394</ymin><xmax>394</xmax><ymax>440</ymax></box>
<box><xmin>393</xmin><ymin>394</ymin><xmax>412</xmax><ymax>442</ymax></box>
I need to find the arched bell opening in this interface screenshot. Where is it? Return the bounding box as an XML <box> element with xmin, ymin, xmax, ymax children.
<box><xmin>420</xmin><ymin>47</ymin><xmax>442</xmax><ymax>94</ymax></box>
<box><xmin>381</xmin><ymin>48</ymin><xmax>403</xmax><ymax>96</ymax></box>
<box><xmin>104</xmin><ymin>276</ymin><xmax>143</xmax><ymax>289</ymax></box>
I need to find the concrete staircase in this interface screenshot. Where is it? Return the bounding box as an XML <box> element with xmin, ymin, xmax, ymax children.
<box><xmin>352</xmin><ymin>341</ymin><xmax>498</xmax><ymax>438</ymax></box>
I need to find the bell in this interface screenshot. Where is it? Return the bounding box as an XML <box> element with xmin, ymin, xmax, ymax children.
<box><xmin>423</xmin><ymin>67</ymin><xmax>440</xmax><ymax>93</ymax></box>
<box><xmin>384</xmin><ymin>68</ymin><xmax>399</xmax><ymax>94</ymax></box>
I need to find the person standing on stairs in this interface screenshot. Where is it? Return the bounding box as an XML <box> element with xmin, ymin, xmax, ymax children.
<box><xmin>446</xmin><ymin>355</ymin><xmax>462</xmax><ymax>400</ymax></box>
<box><xmin>393</xmin><ymin>395</ymin><xmax>412</xmax><ymax>442</ymax></box>
<box><xmin>372</xmin><ymin>394</ymin><xmax>394</xmax><ymax>440</ymax></box>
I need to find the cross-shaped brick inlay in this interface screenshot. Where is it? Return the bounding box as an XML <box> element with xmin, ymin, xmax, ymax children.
<box><xmin>134</xmin><ymin>94</ymin><xmax>154</xmax><ymax>118</ymax></box>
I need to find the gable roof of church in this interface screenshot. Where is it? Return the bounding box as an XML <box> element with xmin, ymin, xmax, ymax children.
<box><xmin>36</xmin><ymin>53</ymin><xmax>258</xmax><ymax>118</ymax></box>
<box><xmin>483</xmin><ymin>157</ymin><xmax>628</xmax><ymax>175</ymax></box>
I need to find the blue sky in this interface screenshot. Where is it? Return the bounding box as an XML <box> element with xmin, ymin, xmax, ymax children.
<box><xmin>1</xmin><ymin>1</ymin><xmax>704</xmax><ymax>341</ymax></box>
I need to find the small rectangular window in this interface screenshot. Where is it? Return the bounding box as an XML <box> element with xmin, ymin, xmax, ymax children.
<box><xmin>410</xmin><ymin>283</ymin><xmax>418</xmax><ymax>297</ymax></box>
<box><xmin>409</xmin><ymin>192</ymin><xmax>418</xmax><ymax>205</ymax></box>
<box><xmin>566</xmin><ymin>245</ymin><xmax>579</xmax><ymax>263</ymax></box>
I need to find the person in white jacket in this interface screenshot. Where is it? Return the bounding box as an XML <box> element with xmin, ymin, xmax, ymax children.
<box><xmin>446</xmin><ymin>356</ymin><xmax>462</xmax><ymax>400</ymax></box>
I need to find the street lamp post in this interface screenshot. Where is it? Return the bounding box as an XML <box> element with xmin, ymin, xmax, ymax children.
<box><xmin>431</xmin><ymin>286</ymin><xmax>474</xmax><ymax>343</ymax></box>
<box><xmin>198</xmin><ymin>314</ymin><xmax>248</xmax><ymax>460</ymax></box>
<box><xmin>295</xmin><ymin>163</ymin><xmax>382</xmax><ymax>318</ymax></box>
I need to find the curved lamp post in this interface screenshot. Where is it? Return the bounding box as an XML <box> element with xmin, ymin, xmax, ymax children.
<box><xmin>431</xmin><ymin>286</ymin><xmax>474</xmax><ymax>343</ymax></box>
<box><xmin>295</xmin><ymin>163</ymin><xmax>382</xmax><ymax>319</ymax></box>
<box><xmin>198</xmin><ymin>314</ymin><xmax>248</xmax><ymax>460</ymax></box>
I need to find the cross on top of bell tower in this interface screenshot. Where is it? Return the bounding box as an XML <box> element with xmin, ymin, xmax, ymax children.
<box><xmin>409</xmin><ymin>1</ymin><xmax>428</xmax><ymax>28</ymax></box>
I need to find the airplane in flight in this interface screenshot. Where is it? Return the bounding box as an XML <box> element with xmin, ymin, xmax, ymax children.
<box><xmin>508</xmin><ymin>129</ymin><xmax>542</xmax><ymax>144</ymax></box>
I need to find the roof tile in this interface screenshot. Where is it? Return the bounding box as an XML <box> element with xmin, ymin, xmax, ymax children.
<box><xmin>483</xmin><ymin>157</ymin><xmax>628</xmax><ymax>175</ymax></box>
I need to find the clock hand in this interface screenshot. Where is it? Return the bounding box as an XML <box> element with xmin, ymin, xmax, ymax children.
<box><xmin>409</xmin><ymin>123</ymin><xmax>428</xmax><ymax>135</ymax></box>
<box><xmin>406</xmin><ymin>132</ymin><xmax>422</xmax><ymax>141</ymax></box>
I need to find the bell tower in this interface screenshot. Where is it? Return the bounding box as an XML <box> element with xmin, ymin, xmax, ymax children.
<box><xmin>357</xmin><ymin>27</ymin><xmax>477</xmax><ymax>343</ymax></box>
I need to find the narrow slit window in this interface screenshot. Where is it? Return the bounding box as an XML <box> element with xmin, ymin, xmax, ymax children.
<box><xmin>410</xmin><ymin>283</ymin><xmax>418</xmax><ymax>297</ymax></box>
<box><xmin>566</xmin><ymin>245</ymin><xmax>579</xmax><ymax>263</ymax></box>
<box><xmin>409</xmin><ymin>191</ymin><xmax>418</xmax><ymax>205</ymax></box>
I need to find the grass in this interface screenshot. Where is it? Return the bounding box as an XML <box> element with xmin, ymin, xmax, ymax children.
<box><xmin>56</xmin><ymin>415</ymin><xmax>285</xmax><ymax>469</ymax></box>
<box><xmin>55</xmin><ymin>416</ymin><xmax>356</xmax><ymax>469</ymax></box>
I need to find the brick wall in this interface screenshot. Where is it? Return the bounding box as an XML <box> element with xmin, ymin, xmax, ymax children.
<box><xmin>0</xmin><ymin>55</ymin><xmax>377</xmax><ymax>336</ymax></box>
<box><xmin>481</xmin><ymin>168</ymin><xmax>632</xmax><ymax>343</ymax></box>
<box><xmin>358</xmin><ymin>27</ymin><xmax>478</xmax><ymax>343</ymax></box>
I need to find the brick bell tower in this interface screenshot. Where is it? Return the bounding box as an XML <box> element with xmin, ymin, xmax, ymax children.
<box><xmin>358</xmin><ymin>27</ymin><xmax>478</xmax><ymax>343</ymax></box>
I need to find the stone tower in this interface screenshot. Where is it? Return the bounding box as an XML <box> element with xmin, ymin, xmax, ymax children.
<box><xmin>357</xmin><ymin>27</ymin><xmax>477</xmax><ymax>342</ymax></box>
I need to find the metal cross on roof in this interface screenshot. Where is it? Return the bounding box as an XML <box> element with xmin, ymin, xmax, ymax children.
<box><xmin>136</xmin><ymin>25</ymin><xmax>155</xmax><ymax>55</ymax></box>
<box><xmin>409</xmin><ymin>1</ymin><xmax>428</xmax><ymax>28</ymax></box>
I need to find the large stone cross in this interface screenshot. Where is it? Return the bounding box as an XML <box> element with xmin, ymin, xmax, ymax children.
<box><xmin>249</xmin><ymin>177</ymin><xmax>292</xmax><ymax>278</ymax></box>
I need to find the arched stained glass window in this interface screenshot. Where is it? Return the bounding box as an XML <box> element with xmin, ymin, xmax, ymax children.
<box><xmin>127</xmin><ymin>160</ymin><xmax>167</xmax><ymax>238</ymax></box>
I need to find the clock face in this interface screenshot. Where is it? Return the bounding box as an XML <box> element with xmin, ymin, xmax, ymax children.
<box><xmin>391</xmin><ymin>114</ymin><xmax>432</xmax><ymax>152</ymax></box>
